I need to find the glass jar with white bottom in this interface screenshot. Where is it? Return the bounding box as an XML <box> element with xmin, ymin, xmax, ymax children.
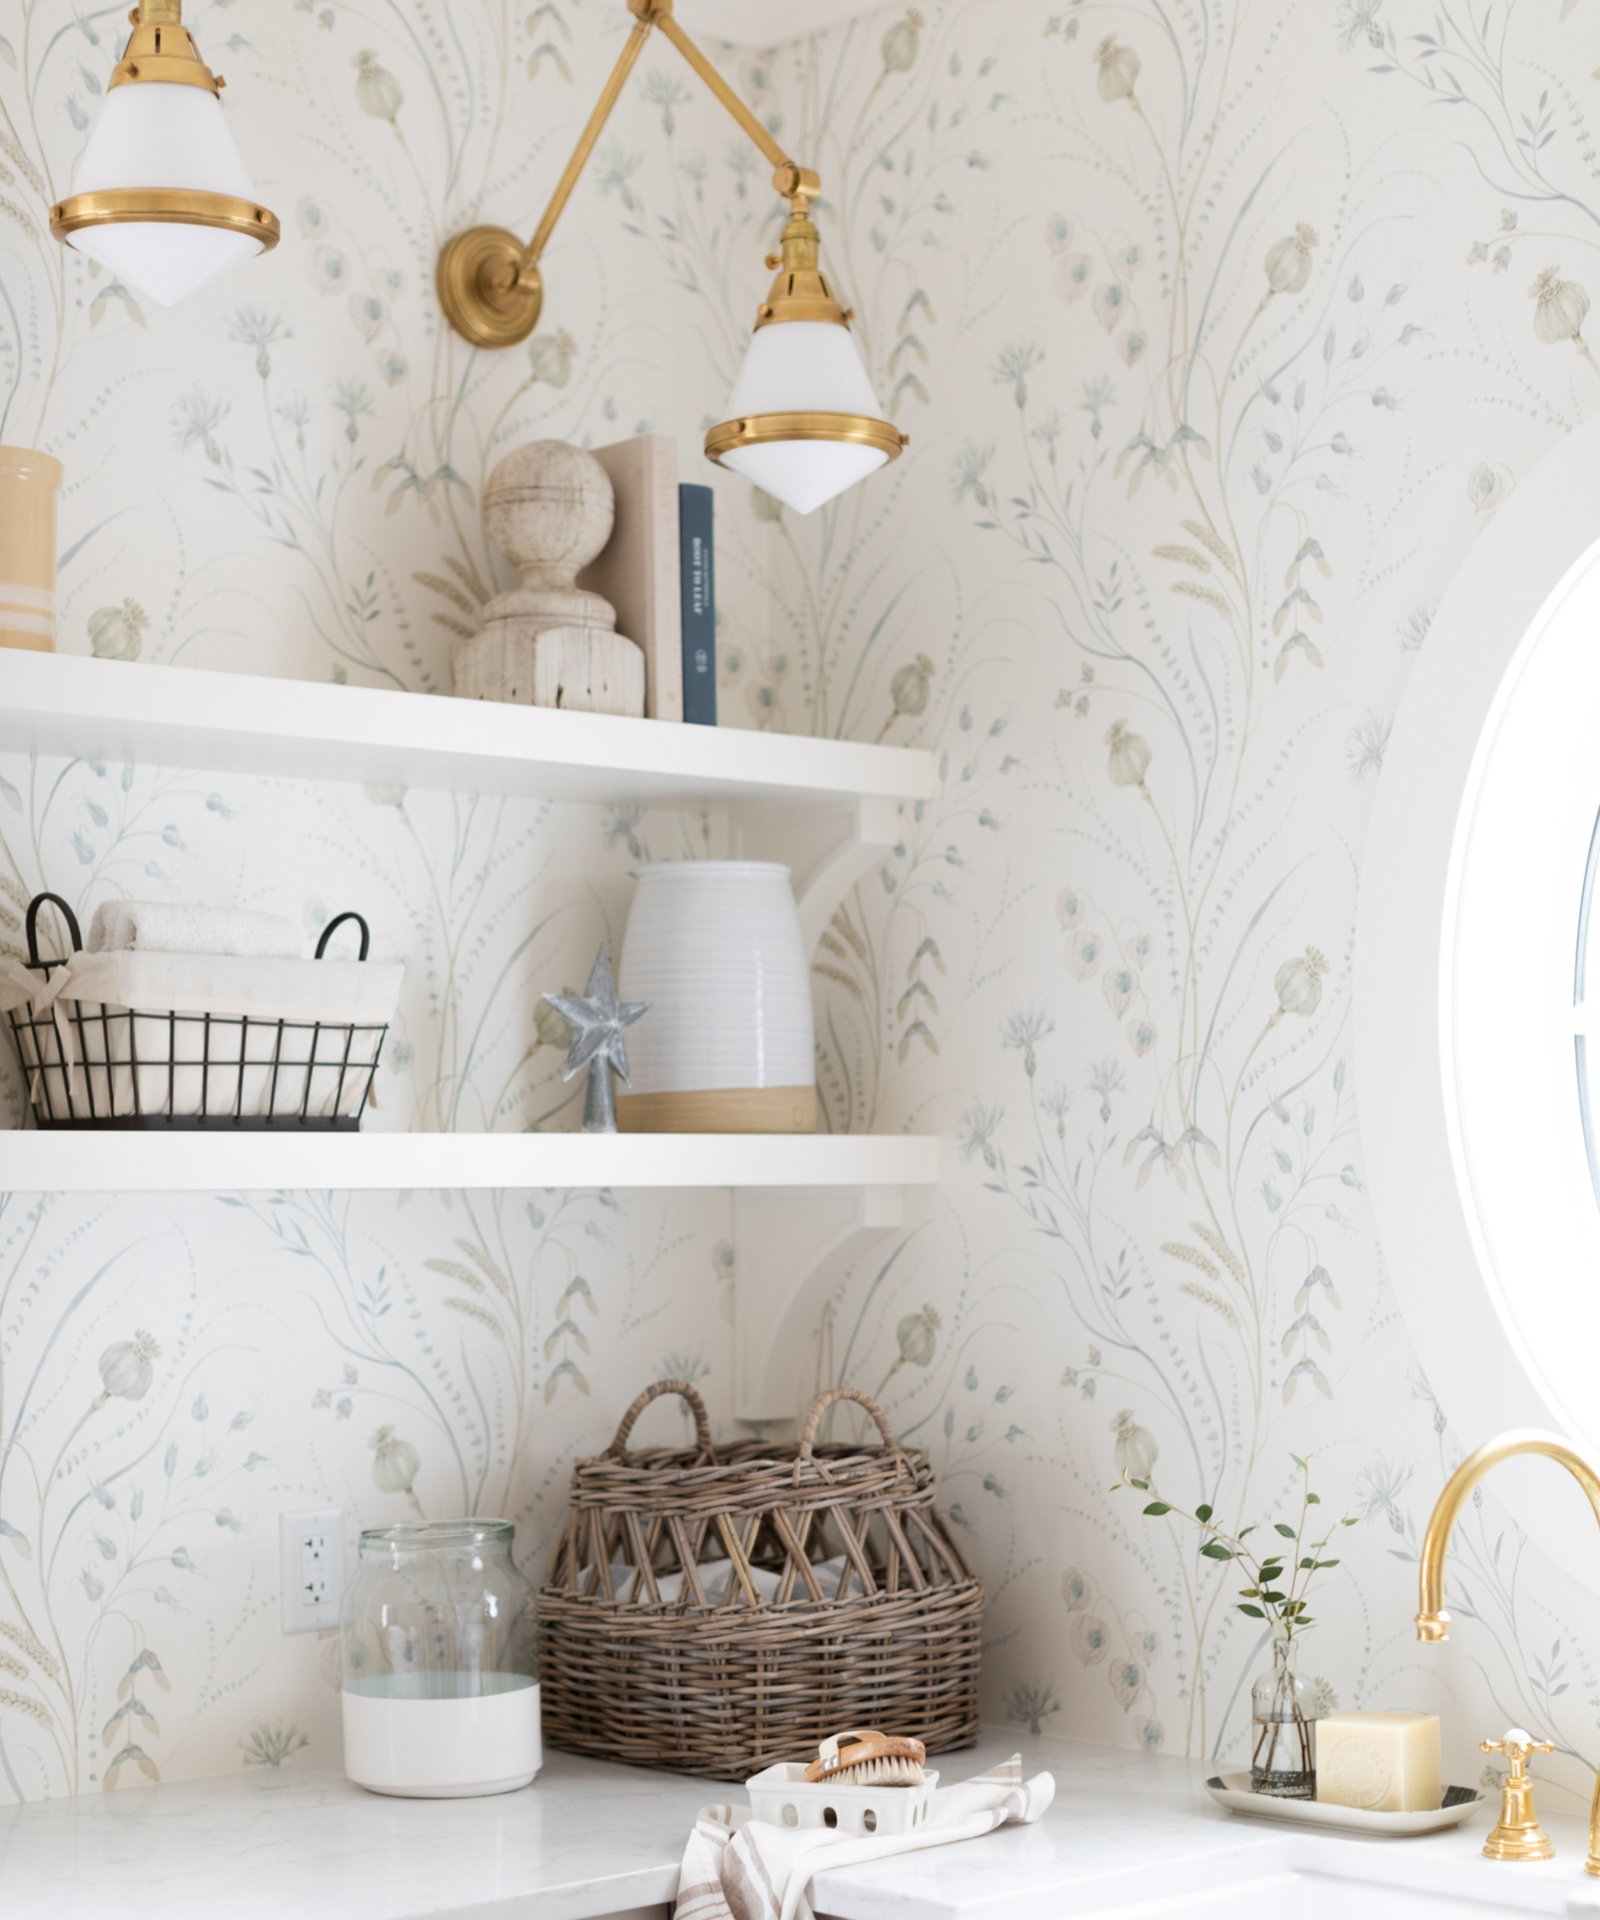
<box><xmin>340</xmin><ymin>1519</ymin><xmax>541</xmax><ymax>1797</ymax></box>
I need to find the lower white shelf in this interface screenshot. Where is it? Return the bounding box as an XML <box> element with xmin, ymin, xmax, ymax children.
<box><xmin>0</xmin><ymin>1128</ymin><xmax>939</xmax><ymax>1195</ymax></box>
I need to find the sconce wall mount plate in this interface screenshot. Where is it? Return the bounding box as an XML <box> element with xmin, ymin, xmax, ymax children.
<box><xmin>437</xmin><ymin>226</ymin><xmax>544</xmax><ymax>350</ymax></box>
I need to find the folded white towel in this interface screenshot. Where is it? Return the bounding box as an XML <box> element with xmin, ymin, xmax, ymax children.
<box><xmin>88</xmin><ymin>901</ymin><xmax>303</xmax><ymax>960</ymax></box>
<box><xmin>674</xmin><ymin>1754</ymin><xmax>1054</xmax><ymax>1920</ymax></box>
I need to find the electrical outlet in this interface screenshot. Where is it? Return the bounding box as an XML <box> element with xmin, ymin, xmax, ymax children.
<box><xmin>280</xmin><ymin>1509</ymin><xmax>344</xmax><ymax>1634</ymax></box>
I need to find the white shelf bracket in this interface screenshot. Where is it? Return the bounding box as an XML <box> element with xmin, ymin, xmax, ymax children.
<box><xmin>732</xmin><ymin>1182</ymin><xmax>904</xmax><ymax>1427</ymax></box>
<box><xmin>725</xmin><ymin>799</ymin><xmax>909</xmax><ymax>1424</ymax></box>
<box><xmin>736</xmin><ymin>794</ymin><xmax>902</xmax><ymax>957</ymax></box>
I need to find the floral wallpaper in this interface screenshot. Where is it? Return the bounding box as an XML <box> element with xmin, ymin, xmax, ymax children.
<box><xmin>0</xmin><ymin>0</ymin><xmax>760</xmax><ymax>1803</ymax></box>
<box><xmin>5</xmin><ymin>0</ymin><xmax>1600</xmax><ymax>1815</ymax></box>
<box><xmin>757</xmin><ymin>0</ymin><xmax>1600</xmax><ymax>1809</ymax></box>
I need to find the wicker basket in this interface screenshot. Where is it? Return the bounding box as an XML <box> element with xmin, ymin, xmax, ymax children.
<box><xmin>538</xmin><ymin>1380</ymin><xmax>983</xmax><ymax>1781</ymax></box>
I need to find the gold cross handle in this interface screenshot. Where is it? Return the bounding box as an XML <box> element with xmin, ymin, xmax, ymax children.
<box><xmin>1482</xmin><ymin>1730</ymin><xmax>1556</xmax><ymax>1771</ymax></box>
<box><xmin>1480</xmin><ymin>1728</ymin><xmax>1556</xmax><ymax>1863</ymax></box>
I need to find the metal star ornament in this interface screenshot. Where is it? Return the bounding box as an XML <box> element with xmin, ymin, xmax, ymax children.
<box><xmin>542</xmin><ymin>944</ymin><xmax>649</xmax><ymax>1133</ymax></box>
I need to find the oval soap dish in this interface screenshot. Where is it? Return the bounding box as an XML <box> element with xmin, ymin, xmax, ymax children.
<box><xmin>1204</xmin><ymin>1773</ymin><xmax>1486</xmax><ymax>1836</ymax></box>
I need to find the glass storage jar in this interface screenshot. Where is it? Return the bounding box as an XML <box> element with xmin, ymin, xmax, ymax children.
<box><xmin>340</xmin><ymin>1518</ymin><xmax>541</xmax><ymax>1797</ymax></box>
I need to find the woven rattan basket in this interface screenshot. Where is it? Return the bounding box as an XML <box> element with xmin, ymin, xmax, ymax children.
<box><xmin>538</xmin><ymin>1380</ymin><xmax>983</xmax><ymax>1780</ymax></box>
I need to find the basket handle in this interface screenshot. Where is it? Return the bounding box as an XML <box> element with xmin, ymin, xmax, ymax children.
<box><xmin>25</xmin><ymin>893</ymin><xmax>82</xmax><ymax>967</ymax></box>
<box><xmin>606</xmin><ymin>1379</ymin><xmax>714</xmax><ymax>1460</ymax></box>
<box><xmin>797</xmin><ymin>1386</ymin><xmax>908</xmax><ymax>1469</ymax></box>
<box><xmin>315</xmin><ymin>911</ymin><xmax>371</xmax><ymax>962</ymax></box>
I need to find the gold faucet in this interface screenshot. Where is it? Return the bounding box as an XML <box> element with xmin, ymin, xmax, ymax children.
<box><xmin>1416</xmin><ymin>1428</ymin><xmax>1600</xmax><ymax>1873</ymax></box>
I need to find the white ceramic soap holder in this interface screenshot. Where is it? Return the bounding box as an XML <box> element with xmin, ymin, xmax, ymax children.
<box><xmin>745</xmin><ymin>1761</ymin><xmax>939</xmax><ymax>1836</ymax></box>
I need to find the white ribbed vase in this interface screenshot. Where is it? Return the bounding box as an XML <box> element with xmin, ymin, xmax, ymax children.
<box><xmin>616</xmin><ymin>861</ymin><xmax>816</xmax><ymax>1133</ymax></box>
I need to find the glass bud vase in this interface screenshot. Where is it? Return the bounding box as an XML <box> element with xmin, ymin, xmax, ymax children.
<box><xmin>1250</xmin><ymin>1641</ymin><xmax>1317</xmax><ymax>1797</ymax></box>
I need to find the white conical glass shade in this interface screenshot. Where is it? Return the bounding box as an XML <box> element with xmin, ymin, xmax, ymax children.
<box><xmin>66</xmin><ymin>83</ymin><xmax>265</xmax><ymax>306</ymax></box>
<box><xmin>714</xmin><ymin>321</ymin><xmax>893</xmax><ymax>516</ymax></box>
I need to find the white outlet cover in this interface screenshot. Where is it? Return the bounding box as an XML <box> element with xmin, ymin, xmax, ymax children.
<box><xmin>279</xmin><ymin>1508</ymin><xmax>345</xmax><ymax>1635</ymax></box>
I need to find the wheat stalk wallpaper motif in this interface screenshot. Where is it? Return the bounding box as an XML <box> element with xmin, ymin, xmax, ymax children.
<box><xmin>1</xmin><ymin>0</ymin><xmax>1599</xmax><ymax>1809</ymax></box>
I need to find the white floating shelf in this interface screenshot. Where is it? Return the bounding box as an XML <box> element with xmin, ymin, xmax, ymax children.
<box><xmin>0</xmin><ymin>654</ymin><xmax>933</xmax><ymax>811</ymax></box>
<box><xmin>0</xmin><ymin>657</ymin><xmax>938</xmax><ymax>1421</ymax></box>
<box><xmin>0</xmin><ymin>1129</ymin><xmax>939</xmax><ymax>1196</ymax></box>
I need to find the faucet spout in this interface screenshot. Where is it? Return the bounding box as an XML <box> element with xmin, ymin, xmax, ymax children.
<box><xmin>1416</xmin><ymin>1428</ymin><xmax>1600</xmax><ymax>1873</ymax></box>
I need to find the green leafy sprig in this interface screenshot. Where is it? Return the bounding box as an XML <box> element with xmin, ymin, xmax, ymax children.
<box><xmin>1123</xmin><ymin>1453</ymin><xmax>1357</xmax><ymax>1643</ymax></box>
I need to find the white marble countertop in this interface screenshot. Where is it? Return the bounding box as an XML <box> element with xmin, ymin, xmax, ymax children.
<box><xmin>7</xmin><ymin>1729</ymin><xmax>1600</xmax><ymax>1919</ymax></box>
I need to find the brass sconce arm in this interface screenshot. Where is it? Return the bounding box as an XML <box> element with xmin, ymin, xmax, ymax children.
<box><xmin>523</xmin><ymin>9</ymin><xmax>657</xmax><ymax>274</ymax></box>
<box><xmin>648</xmin><ymin>6</ymin><xmax>808</xmax><ymax>192</ymax></box>
<box><xmin>1415</xmin><ymin>1428</ymin><xmax>1600</xmax><ymax>1873</ymax></box>
<box><xmin>437</xmin><ymin>0</ymin><xmax>821</xmax><ymax>350</ymax></box>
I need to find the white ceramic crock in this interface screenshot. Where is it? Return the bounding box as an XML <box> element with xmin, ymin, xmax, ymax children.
<box><xmin>616</xmin><ymin>860</ymin><xmax>815</xmax><ymax>1131</ymax></box>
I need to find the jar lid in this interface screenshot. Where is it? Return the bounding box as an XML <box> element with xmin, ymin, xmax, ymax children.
<box><xmin>358</xmin><ymin>1518</ymin><xmax>514</xmax><ymax>1553</ymax></box>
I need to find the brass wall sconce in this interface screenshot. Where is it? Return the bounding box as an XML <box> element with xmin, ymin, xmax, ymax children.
<box><xmin>436</xmin><ymin>0</ymin><xmax>906</xmax><ymax>515</ymax></box>
<box><xmin>49</xmin><ymin>0</ymin><xmax>279</xmax><ymax>308</ymax></box>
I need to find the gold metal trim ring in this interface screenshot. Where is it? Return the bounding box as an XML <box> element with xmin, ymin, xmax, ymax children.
<box><xmin>50</xmin><ymin>188</ymin><xmax>281</xmax><ymax>250</ymax></box>
<box><xmin>704</xmin><ymin>411</ymin><xmax>909</xmax><ymax>465</ymax></box>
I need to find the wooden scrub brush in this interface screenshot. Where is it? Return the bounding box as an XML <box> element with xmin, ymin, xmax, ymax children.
<box><xmin>804</xmin><ymin>1728</ymin><xmax>928</xmax><ymax>1788</ymax></box>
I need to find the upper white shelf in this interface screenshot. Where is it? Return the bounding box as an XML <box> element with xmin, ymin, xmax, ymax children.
<box><xmin>0</xmin><ymin>654</ymin><xmax>934</xmax><ymax>811</ymax></box>
<box><xmin>0</xmin><ymin>1129</ymin><xmax>939</xmax><ymax>1195</ymax></box>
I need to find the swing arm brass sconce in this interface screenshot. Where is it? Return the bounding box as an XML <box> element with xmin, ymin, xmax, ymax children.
<box><xmin>436</xmin><ymin>0</ymin><xmax>823</xmax><ymax>352</ymax></box>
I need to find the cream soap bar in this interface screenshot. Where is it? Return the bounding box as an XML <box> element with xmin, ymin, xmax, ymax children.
<box><xmin>1315</xmin><ymin>1710</ymin><xmax>1441</xmax><ymax>1812</ymax></box>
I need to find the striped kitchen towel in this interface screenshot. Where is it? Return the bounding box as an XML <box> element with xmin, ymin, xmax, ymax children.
<box><xmin>673</xmin><ymin>1755</ymin><xmax>1054</xmax><ymax>1920</ymax></box>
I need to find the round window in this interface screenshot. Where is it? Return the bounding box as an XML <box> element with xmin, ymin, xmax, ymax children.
<box><xmin>1359</xmin><ymin>419</ymin><xmax>1600</xmax><ymax>1587</ymax></box>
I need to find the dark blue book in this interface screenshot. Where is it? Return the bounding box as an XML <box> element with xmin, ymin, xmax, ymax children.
<box><xmin>679</xmin><ymin>482</ymin><xmax>716</xmax><ymax>726</ymax></box>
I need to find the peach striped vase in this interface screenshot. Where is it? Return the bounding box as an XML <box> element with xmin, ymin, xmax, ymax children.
<box><xmin>0</xmin><ymin>446</ymin><xmax>63</xmax><ymax>652</ymax></box>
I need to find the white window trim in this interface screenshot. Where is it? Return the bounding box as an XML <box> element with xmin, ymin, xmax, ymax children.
<box><xmin>1358</xmin><ymin>413</ymin><xmax>1600</xmax><ymax>1590</ymax></box>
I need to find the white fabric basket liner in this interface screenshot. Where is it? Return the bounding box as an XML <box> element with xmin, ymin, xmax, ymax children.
<box><xmin>0</xmin><ymin>950</ymin><xmax>403</xmax><ymax>1122</ymax></box>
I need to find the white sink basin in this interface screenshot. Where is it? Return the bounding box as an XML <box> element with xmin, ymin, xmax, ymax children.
<box><xmin>1293</xmin><ymin>1876</ymin><xmax>1539</xmax><ymax>1917</ymax></box>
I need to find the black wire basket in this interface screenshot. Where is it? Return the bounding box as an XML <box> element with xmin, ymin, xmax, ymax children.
<box><xmin>4</xmin><ymin>893</ymin><xmax>393</xmax><ymax>1130</ymax></box>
